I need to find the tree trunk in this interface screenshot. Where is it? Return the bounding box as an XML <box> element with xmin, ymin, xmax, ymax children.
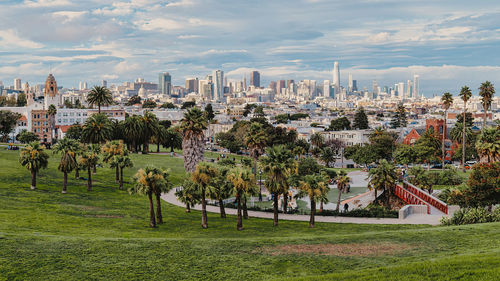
<box><xmin>120</xmin><ymin>167</ymin><xmax>124</xmax><ymax>190</ymax></box>
<box><xmin>93</xmin><ymin>164</ymin><xmax>97</xmax><ymax>175</ymax></box>
<box><xmin>243</xmin><ymin>197</ymin><xmax>249</xmax><ymax>219</ymax></box>
<box><xmin>282</xmin><ymin>191</ymin><xmax>288</xmax><ymax>214</ymax></box>
<box><xmin>309</xmin><ymin>199</ymin><xmax>316</xmax><ymax>228</ymax></box>
<box><xmin>374</xmin><ymin>188</ymin><xmax>378</xmax><ymax>204</ymax></box>
<box><xmin>115</xmin><ymin>166</ymin><xmax>119</xmax><ymax>183</ymax></box>
<box><xmin>143</xmin><ymin>141</ymin><xmax>149</xmax><ymax>154</ymax></box>
<box><xmin>98</xmin><ymin>105</ymin><xmax>101</xmax><ymax>114</ymax></box>
<box><xmin>442</xmin><ymin>111</ymin><xmax>447</xmax><ymax>169</ymax></box>
<box><xmin>148</xmin><ymin>192</ymin><xmax>156</xmax><ymax>227</ymax></box>
<box><xmin>31</xmin><ymin>171</ymin><xmax>36</xmax><ymax>190</ymax></box>
<box><xmin>155</xmin><ymin>191</ymin><xmax>163</xmax><ymax>224</ymax></box>
<box><xmin>75</xmin><ymin>168</ymin><xmax>79</xmax><ymax>179</ymax></box>
<box><xmin>185</xmin><ymin>203</ymin><xmax>191</xmax><ymax>213</ymax></box>
<box><xmin>483</xmin><ymin>106</ymin><xmax>487</xmax><ymax>130</ymax></box>
<box><xmin>273</xmin><ymin>192</ymin><xmax>279</xmax><ymax>226</ymax></box>
<box><xmin>320</xmin><ymin>201</ymin><xmax>324</xmax><ymax>213</ymax></box>
<box><xmin>219</xmin><ymin>199</ymin><xmax>226</xmax><ymax>218</ymax></box>
<box><xmin>336</xmin><ymin>186</ymin><xmax>342</xmax><ymax>212</ymax></box>
<box><xmin>87</xmin><ymin>167</ymin><xmax>92</xmax><ymax>191</ymax></box>
<box><xmin>253</xmin><ymin>156</ymin><xmax>257</xmax><ymax>178</ymax></box>
<box><xmin>201</xmin><ymin>188</ymin><xmax>208</xmax><ymax>229</ymax></box>
<box><xmin>236</xmin><ymin>193</ymin><xmax>243</xmax><ymax>231</ymax></box>
<box><xmin>462</xmin><ymin>106</ymin><xmax>466</xmax><ymax>172</ymax></box>
<box><xmin>157</xmin><ymin>141</ymin><xmax>160</xmax><ymax>153</ymax></box>
<box><xmin>62</xmin><ymin>172</ymin><xmax>67</xmax><ymax>193</ymax></box>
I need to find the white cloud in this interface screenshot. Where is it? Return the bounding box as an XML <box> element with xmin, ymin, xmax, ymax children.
<box><xmin>24</xmin><ymin>0</ymin><xmax>72</xmax><ymax>8</ymax></box>
<box><xmin>113</xmin><ymin>61</ymin><xmax>141</xmax><ymax>74</ymax></box>
<box><xmin>0</xmin><ymin>29</ymin><xmax>43</xmax><ymax>49</ymax></box>
<box><xmin>200</xmin><ymin>49</ymin><xmax>247</xmax><ymax>55</ymax></box>
<box><xmin>52</xmin><ymin>11</ymin><xmax>87</xmax><ymax>23</ymax></box>
<box><xmin>367</xmin><ymin>32</ymin><xmax>391</xmax><ymax>43</ymax></box>
<box><xmin>177</xmin><ymin>34</ymin><xmax>203</xmax><ymax>39</ymax></box>
<box><xmin>166</xmin><ymin>0</ymin><xmax>195</xmax><ymax>7</ymax></box>
<box><xmin>134</xmin><ymin>18</ymin><xmax>185</xmax><ymax>31</ymax></box>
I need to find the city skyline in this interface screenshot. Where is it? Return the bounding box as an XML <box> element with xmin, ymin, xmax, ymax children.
<box><xmin>0</xmin><ymin>0</ymin><xmax>499</xmax><ymax>95</ymax></box>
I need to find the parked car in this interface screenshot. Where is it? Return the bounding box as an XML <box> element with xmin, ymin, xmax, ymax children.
<box><xmin>431</xmin><ymin>163</ymin><xmax>443</xmax><ymax>169</ymax></box>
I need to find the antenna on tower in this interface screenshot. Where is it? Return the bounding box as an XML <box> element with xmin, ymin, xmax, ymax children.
<box><xmin>49</xmin><ymin>64</ymin><xmax>52</xmax><ymax>74</ymax></box>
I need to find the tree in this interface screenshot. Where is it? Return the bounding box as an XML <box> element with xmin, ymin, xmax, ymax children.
<box><xmin>349</xmin><ymin>144</ymin><xmax>378</xmax><ymax>168</ymax></box>
<box><xmin>459</xmin><ymin>86</ymin><xmax>473</xmax><ymax>171</ymax></box>
<box><xmin>243</xmin><ymin>103</ymin><xmax>256</xmax><ymax>117</ymax></box>
<box><xmin>310</xmin><ymin>132</ymin><xmax>324</xmax><ymax>148</ymax></box>
<box><xmin>0</xmin><ymin>110</ymin><xmax>21</xmax><ymax>142</ymax></box>
<box><xmin>368</xmin><ymin>159</ymin><xmax>397</xmax><ymax>207</ymax></box>
<box><xmin>181</xmin><ymin>101</ymin><xmax>196</xmax><ymax>109</ymax></box>
<box><xmin>140</xmin><ymin>111</ymin><xmax>159</xmax><ymax>153</ymax></box>
<box><xmin>479</xmin><ymin>81</ymin><xmax>495</xmax><ymax>130</ymax></box>
<box><xmin>414</xmin><ymin>128</ymin><xmax>441</xmax><ymax>169</ymax></box>
<box><xmin>335</xmin><ymin>171</ymin><xmax>351</xmax><ymax>211</ymax></box>
<box><xmin>142</xmin><ymin>99</ymin><xmax>157</xmax><ymax>108</ymax></box>
<box><xmin>297</xmin><ymin>157</ymin><xmax>321</xmax><ymax>176</ymax></box>
<box><xmin>246</xmin><ymin>122</ymin><xmax>268</xmax><ymax>177</ymax></box>
<box><xmin>274</xmin><ymin>114</ymin><xmax>289</xmax><ymax>124</ymax></box>
<box><xmin>153</xmin><ymin>168</ymin><xmax>172</xmax><ymax>224</ymax></box>
<box><xmin>207</xmin><ymin>166</ymin><xmax>233</xmax><ymax>218</ymax></box>
<box><xmin>216</xmin><ymin>132</ymin><xmax>242</xmax><ymax>153</ymax></box>
<box><xmin>408</xmin><ymin>166</ymin><xmax>433</xmax><ymax>194</ymax></box>
<box><xmin>102</xmin><ymin>140</ymin><xmax>126</xmax><ymax>183</ymax></box>
<box><xmin>260</xmin><ymin>145</ymin><xmax>296</xmax><ymax>225</ymax></box>
<box><xmin>369</xmin><ymin>130</ymin><xmax>397</xmax><ymax>161</ymax></box>
<box><xmin>161</xmin><ymin>102</ymin><xmax>177</xmax><ymax>109</ymax></box>
<box><xmin>162</xmin><ymin>127</ymin><xmax>182</xmax><ymax>153</ymax></box>
<box><xmin>475</xmin><ymin>128</ymin><xmax>500</xmax><ymax>163</ymax></box>
<box><xmin>126</xmin><ymin>95</ymin><xmax>141</xmax><ymax>106</ymax></box>
<box><xmin>353</xmin><ymin>107</ymin><xmax>369</xmax><ymax>129</ymax></box>
<box><xmin>65</xmin><ymin>124</ymin><xmax>82</xmax><ymax>140</ymax></box>
<box><xmin>441</xmin><ymin>92</ymin><xmax>454</xmax><ymax>167</ymax></box>
<box><xmin>81</xmin><ymin>113</ymin><xmax>112</xmax><ymax>144</ymax></box>
<box><xmin>390</xmin><ymin>105</ymin><xmax>407</xmax><ymax>128</ymax></box>
<box><xmin>53</xmin><ymin>138</ymin><xmax>80</xmax><ymax>193</ymax></box>
<box><xmin>123</xmin><ymin>115</ymin><xmax>144</xmax><ymax>153</ymax></box>
<box><xmin>227</xmin><ymin>168</ymin><xmax>256</xmax><ymax>230</ymax></box>
<box><xmin>47</xmin><ymin>104</ymin><xmax>57</xmax><ymax>143</ymax></box>
<box><xmin>329</xmin><ymin>117</ymin><xmax>351</xmax><ymax>131</ymax></box>
<box><xmin>192</xmin><ymin>163</ymin><xmax>218</xmax><ymax>228</ymax></box>
<box><xmin>131</xmin><ymin>166</ymin><xmax>169</xmax><ymax>227</ymax></box>
<box><xmin>16</xmin><ymin>130</ymin><xmax>39</xmax><ymax>144</ymax></box>
<box><xmin>114</xmin><ymin>154</ymin><xmax>133</xmax><ymax>189</ymax></box>
<box><xmin>293</xmin><ymin>139</ymin><xmax>310</xmax><ymax>157</ymax></box>
<box><xmin>393</xmin><ymin>144</ymin><xmax>416</xmax><ymax>166</ymax></box>
<box><xmin>464</xmin><ymin>163</ymin><xmax>500</xmax><ymax>209</ymax></box>
<box><xmin>253</xmin><ymin>106</ymin><xmax>266</xmax><ymax>118</ymax></box>
<box><xmin>296</xmin><ymin>173</ymin><xmax>329</xmax><ymax>227</ymax></box>
<box><xmin>19</xmin><ymin>142</ymin><xmax>49</xmax><ymax>190</ymax></box>
<box><xmin>176</xmin><ymin>178</ymin><xmax>201</xmax><ymax>213</ymax></box>
<box><xmin>180</xmin><ymin>107</ymin><xmax>207</xmax><ymax>173</ymax></box>
<box><xmin>320</xmin><ymin>147</ymin><xmax>336</xmax><ymax>168</ymax></box>
<box><xmin>204</xmin><ymin>103</ymin><xmax>215</xmax><ymax>121</ymax></box>
<box><xmin>16</xmin><ymin>93</ymin><xmax>27</xmax><ymax>107</ymax></box>
<box><xmin>87</xmin><ymin>86</ymin><xmax>113</xmax><ymax>113</ymax></box>
<box><xmin>78</xmin><ymin>146</ymin><xmax>99</xmax><ymax>191</ymax></box>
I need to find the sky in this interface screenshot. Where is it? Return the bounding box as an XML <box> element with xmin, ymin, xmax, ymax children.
<box><xmin>0</xmin><ymin>0</ymin><xmax>499</xmax><ymax>96</ymax></box>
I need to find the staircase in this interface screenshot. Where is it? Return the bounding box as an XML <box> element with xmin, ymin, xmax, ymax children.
<box><xmin>395</xmin><ymin>181</ymin><xmax>448</xmax><ymax>215</ymax></box>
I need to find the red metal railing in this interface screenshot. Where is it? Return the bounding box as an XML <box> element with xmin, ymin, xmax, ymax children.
<box><xmin>394</xmin><ymin>184</ymin><xmax>430</xmax><ymax>214</ymax></box>
<box><xmin>402</xmin><ymin>181</ymin><xmax>448</xmax><ymax>214</ymax></box>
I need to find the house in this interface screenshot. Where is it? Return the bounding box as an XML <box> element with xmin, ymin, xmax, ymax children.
<box><xmin>402</xmin><ymin>118</ymin><xmax>455</xmax><ymax>160</ymax></box>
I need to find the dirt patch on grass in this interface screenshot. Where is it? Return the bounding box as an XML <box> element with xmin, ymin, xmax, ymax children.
<box><xmin>258</xmin><ymin>242</ymin><xmax>414</xmax><ymax>256</ymax></box>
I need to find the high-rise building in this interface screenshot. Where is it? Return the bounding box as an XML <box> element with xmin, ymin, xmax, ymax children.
<box><xmin>185</xmin><ymin>78</ymin><xmax>199</xmax><ymax>93</ymax></box>
<box><xmin>398</xmin><ymin>82</ymin><xmax>405</xmax><ymax>99</ymax></box>
<box><xmin>158</xmin><ymin>72</ymin><xmax>172</xmax><ymax>96</ymax></box>
<box><xmin>323</xmin><ymin>80</ymin><xmax>332</xmax><ymax>98</ymax></box>
<box><xmin>269</xmin><ymin>81</ymin><xmax>277</xmax><ymax>94</ymax></box>
<box><xmin>333</xmin><ymin>61</ymin><xmax>340</xmax><ymax>96</ymax></box>
<box><xmin>14</xmin><ymin>78</ymin><xmax>22</xmax><ymax>90</ymax></box>
<box><xmin>352</xmin><ymin>80</ymin><xmax>358</xmax><ymax>92</ymax></box>
<box><xmin>413</xmin><ymin>74</ymin><xmax>419</xmax><ymax>98</ymax></box>
<box><xmin>372</xmin><ymin>80</ymin><xmax>378</xmax><ymax>95</ymax></box>
<box><xmin>102</xmin><ymin>80</ymin><xmax>107</xmax><ymax>88</ymax></box>
<box><xmin>348</xmin><ymin>73</ymin><xmax>353</xmax><ymax>92</ymax></box>
<box><xmin>213</xmin><ymin>70</ymin><xmax>224</xmax><ymax>102</ymax></box>
<box><xmin>250</xmin><ymin>71</ymin><xmax>260</xmax><ymax>88</ymax></box>
<box><xmin>83</xmin><ymin>81</ymin><xmax>88</xmax><ymax>90</ymax></box>
<box><xmin>407</xmin><ymin>80</ymin><xmax>413</xmax><ymax>99</ymax></box>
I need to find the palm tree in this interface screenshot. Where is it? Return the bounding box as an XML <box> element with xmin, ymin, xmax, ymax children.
<box><xmin>245</xmin><ymin>122</ymin><xmax>268</xmax><ymax>178</ymax></box>
<box><xmin>296</xmin><ymin>173</ymin><xmax>329</xmax><ymax>228</ymax></box>
<box><xmin>87</xmin><ymin>86</ymin><xmax>113</xmax><ymax>113</ymax></box>
<box><xmin>260</xmin><ymin>145</ymin><xmax>297</xmax><ymax>226</ymax></box>
<box><xmin>459</xmin><ymin>86</ymin><xmax>472</xmax><ymax>172</ymax></box>
<box><xmin>19</xmin><ymin>142</ymin><xmax>49</xmax><ymax>190</ymax></box>
<box><xmin>114</xmin><ymin>154</ymin><xmax>133</xmax><ymax>189</ymax></box>
<box><xmin>191</xmin><ymin>163</ymin><xmax>218</xmax><ymax>228</ymax></box>
<box><xmin>207</xmin><ymin>166</ymin><xmax>233</xmax><ymax>218</ymax></box>
<box><xmin>153</xmin><ymin>169</ymin><xmax>172</xmax><ymax>224</ymax></box>
<box><xmin>176</xmin><ymin>178</ymin><xmax>201</xmax><ymax>213</ymax></box>
<box><xmin>81</xmin><ymin>113</ymin><xmax>112</xmax><ymax>144</ymax></box>
<box><xmin>53</xmin><ymin>138</ymin><xmax>79</xmax><ymax>193</ymax></box>
<box><xmin>78</xmin><ymin>147</ymin><xmax>99</xmax><ymax>191</ymax></box>
<box><xmin>335</xmin><ymin>171</ymin><xmax>351</xmax><ymax>211</ymax></box>
<box><xmin>123</xmin><ymin>115</ymin><xmax>144</xmax><ymax>153</ymax></box>
<box><xmin>310</xmin><ymin>132</ymin><xmax>324</xmax><ymax>148</ymax></box>
<box><xmin>131</xmin><ymin>166</ymin><xmax>168</xmax><ymax>227</ymax></box>
<box><xmin>180</xmin><ymin>107</ymin><xmax>208</xmax><ymax>172</ymax></box>
<box><xmin>479</xmin><ymin>81</ymin><xmax>495</xmax><ymax>130</ymax></box>
<box><xmin>102</xmin><ymin>140</ymin><xmax>125</xmax><ymax>182</ymax></box>
<box><xmin>320</xmin><ymin>147</ymin><xmax>336</xmax><ymax>168</ymax></box>
<box><xmin>475</xmin><ymin>128</ymin><xmax>500</xmax><ymax>163</ymax></box>
<box><xmin>89</xmin><ymin>143</ymin><xmax>101</xmax><ymax>174</ymax></box>
<box><xmin>47</xmin><ymin>104</ymin><xmax>57</xmax><ymax>143</ymax></box>
<box><xmin>227</xmin><ymin>168</ymin><xmax>256</xmax><ymax>230</ymax></box>
<box><xmin>141</xmin><ymin>111</ymin><xmax>159</xmax><ymax>154</ymax></box>
<box><xmin>368</xmin><ymin>159</ymin><xmax>397</xmax><ymax>208</ymax></box>
<box><xmin>441</xmin><ymin>92</ymin><xmax>453</xmax><ymax>168</ymax></box>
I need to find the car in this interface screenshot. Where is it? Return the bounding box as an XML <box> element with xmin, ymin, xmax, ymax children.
<box><xmin>431</xmin><ymin>163</ymin><xmax>443</xmax><ymax>169</ymax></box>
<box><xmin>466</xmin><ymin>160</ymin><xmax>477</xmax><ymax>165</ymax></box>
<box><xmin>444</xmin><ymin>160</ymin><xmax>452</xmax><ymax>165</ymax></box>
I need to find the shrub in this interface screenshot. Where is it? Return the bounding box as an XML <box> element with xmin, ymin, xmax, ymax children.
<box><xmin>441</xmin><ymin>207</ymin><xmax>500</xmax><ymax>226</ymax></box>
<box><xmin>218</xmin><ymin>158</ymin><xmax>235</xmax><ymax>166</ymax></box>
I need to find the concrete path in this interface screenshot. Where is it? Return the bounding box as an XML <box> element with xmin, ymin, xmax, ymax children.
<box><xmin>161</xmin><ymin>189</ymin><xmax>443</xmax><ymax>225</ymax></box>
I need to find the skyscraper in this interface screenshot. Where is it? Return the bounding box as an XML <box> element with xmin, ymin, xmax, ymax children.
<box><xmin>185</xmin><ymin>78</ymin><xmax>198</xmax><ymax>93</ymax></box>
<box><xmin>352</xmin><ymin>80</ymin><xmax>358</xmax><ymax>92</ymax></box>
<box><xmin>158</xmin><ymin>72</ymin><xmax>172</xmax><ymax>96</ymax></box>
<box><xmin>213</xmin><ymin>70</ymin><xmax>224</xmax><ymax>102</ymax></box>
<box><xmin>372</xmin><ymin>80</ymin><xmax>379</xmax><ymax>95</ymax></box>
<box><xmin>413</xmin><ymin>75</ymin><xmax>419</xmax><ymax>98</ymax></box>
<box><xmin>407</xmin><ymin>80</ymin><xmax>413</xmax><ymax>99</ymax></box>
<box><xmin>398</xmin><ymin>82</ymin><xmax>405</xmax><ymax>99</ymax></box>
<box><xmin>14</xmin><ymin>78</ymin><xmax>21</xmax><ymax>90</ymax></box>
<box><xmin>83</xmin><ymin>81</ymin><xmax>88</xmax><ymax>90</ymax></box>
<box><xmin>323</xmin><ymin>80</ymin><xmax>332</xmax><ymax>98</ymax></box>
<box><xmin>102</xmin><ymin>80</ymin><xmax>107</xmax><ymax>88</ymax></box>
<box><xmin>277</xmin><ymin>80</ymin><xmax>286</xmax><ymax>95</ymax></box>
<box><xmin>348</xmin><ymin>73</ymin><xmax>353</xmax><ymax>93</ymax></box>
<box><xmin>250</xmin><ymin>71</ymin><xmax>260</xmax><ymax>88</ymax></box>
<box><xmin>333</xmin><ymin>61</ymin><xmax>340</xmax><ymax>96</ymax></box>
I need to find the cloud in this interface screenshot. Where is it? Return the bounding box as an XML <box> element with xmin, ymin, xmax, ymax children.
<box><xmin>52</xmin><ymin>11</ymin><xmax>87</xmax><ymax>23</ymax></box>
<box><xmin>0</xmin><ymin>29</ymin><xmax>43</xmax><ymax>49</ymax></box>
<box><xmin>24</xmin><ymin>0</ymin><xmax>72</xmax><ymax>8</ymax></box>
<box><xmin>166</xmin><ymin>0</ymin><xmax>195</xmax><ymax>7</ymax></box>
<box><xmin>366</xmin><ymin>32</ymin><xmax>391</xmax><ymax>43</ymax></box>
<box><xmin>134</xmin><ymin>18</ymin><xmax>185</xmax><ymax>31</ymax></box>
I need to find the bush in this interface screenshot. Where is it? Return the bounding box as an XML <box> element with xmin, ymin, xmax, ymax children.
<box><xmin>217</xmin><ymin>158</ymin><xmax>235</xmax><ymax>166</ymax></box>
<box><xmin>429</xmin><ymin>166</ymin><xmax>463</xmax><ymax>185</ymax></box>
<box><xmin>441</xmin><ymin>207</ymin><xmax>500</xmax><ymax>226</ymax></box>
<box><xmin>319</xmin><ymin>205</ymin><xmax>398</xmax><ymax>218</ymax></box>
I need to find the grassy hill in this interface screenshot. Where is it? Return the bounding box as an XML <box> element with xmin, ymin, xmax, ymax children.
<box><xmin>0</xmin><ymin>149</ymin><xmax>499</xmax><ymax>280</ymax></box>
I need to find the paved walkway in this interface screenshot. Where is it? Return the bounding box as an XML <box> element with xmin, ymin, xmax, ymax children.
<box><xmin>161</xmin><ymin>189</ymin><xmax>443</xmax><ymax>225</ymax></box>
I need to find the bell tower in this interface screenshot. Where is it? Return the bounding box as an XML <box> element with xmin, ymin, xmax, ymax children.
<box><xmin>43</xmin><ymin>74</ymin><xmax>60</xmax><ymax>109</ymax></box>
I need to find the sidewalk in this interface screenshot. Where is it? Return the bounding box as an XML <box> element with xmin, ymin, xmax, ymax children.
<box><xmin>161</xmin><ymin>189</ymin><xmax>443</xmax><ymax>225</ymax></box>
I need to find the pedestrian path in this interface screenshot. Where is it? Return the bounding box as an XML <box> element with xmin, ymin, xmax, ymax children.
<box><xmin>161</xmin><ymin>189</ymin><xmax>443</xmax><ymax>225</ymax></box>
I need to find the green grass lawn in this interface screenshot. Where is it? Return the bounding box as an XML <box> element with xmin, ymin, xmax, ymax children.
<box><xmin>0</xmin><ymin>148</ymin><xmax>499</xmax><ymax>280</ymax></box>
